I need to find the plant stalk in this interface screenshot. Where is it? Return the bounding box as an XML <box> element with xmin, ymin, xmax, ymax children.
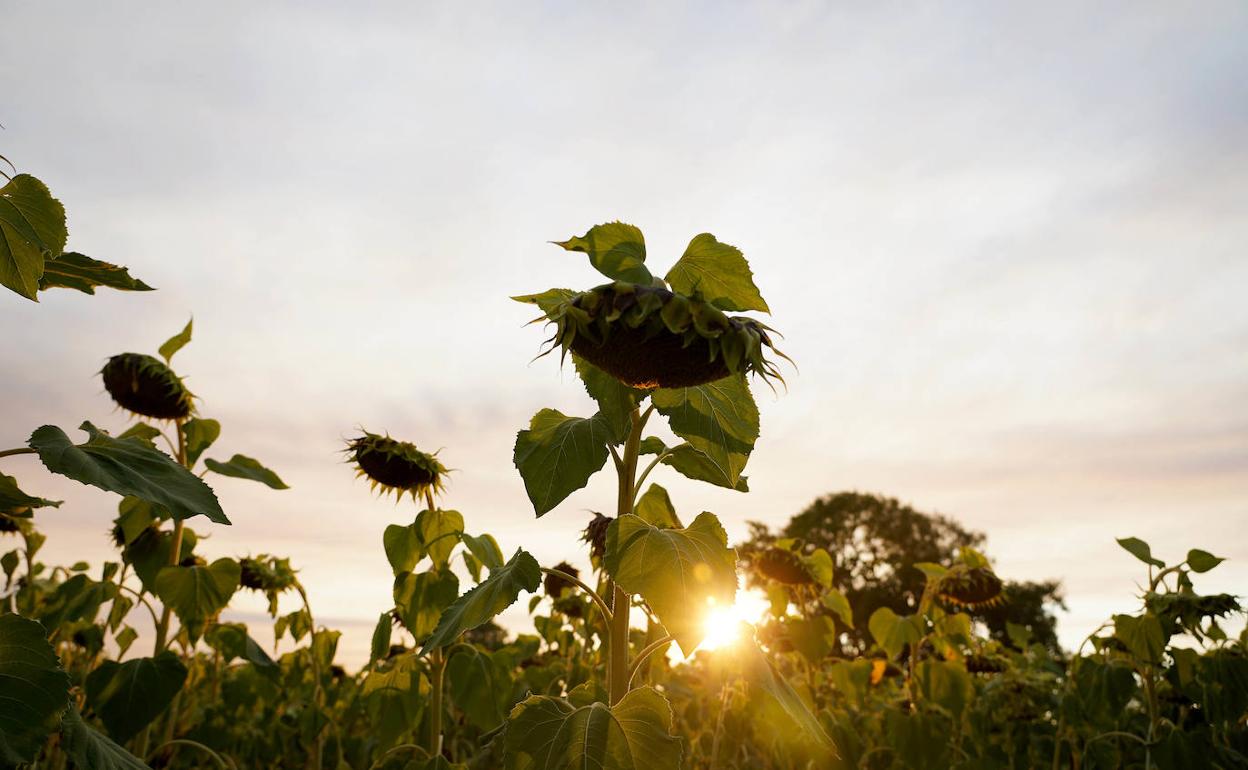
<box><xmin>428</xmin><ymin>648</ymin><xmax>446</xmax><ymax>757</ymax></box>
<box><xmin>607</xmin><ymin>406</ymin><xmax>644</xmax><ymax>706</ymax></box>
<box><xmin>0</xmin><ymin>446</ymin><xmax>35</xmax><ymax>459</ymax></box>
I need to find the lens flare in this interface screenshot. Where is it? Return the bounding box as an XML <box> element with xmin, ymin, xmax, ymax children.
<box><xmin>696</xmin><ymin>589</ymin><xmax>773</xmax><ymax>652</ymax></box>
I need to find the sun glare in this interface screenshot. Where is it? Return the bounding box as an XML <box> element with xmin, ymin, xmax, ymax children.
<box><xmin>696</xmin><ymin>589</ymin><xmax>774</xmax><ymax>652</ymax></box>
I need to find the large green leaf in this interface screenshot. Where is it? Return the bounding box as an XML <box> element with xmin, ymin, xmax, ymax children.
<box><xmin>1113</xmin><ymin>613</ymin><xmax>1166</xmax><ymax>663</ymax></box>
<box><xmin>383</xmin><ymin>522</ymin><xmax>423</xmax><ymax>575</ymax></box>
<box><xmin>447</xmin><ymin>646</ymin><xmax>513</xmax><ymax>730</ymax></box>
<box><xmin>0</xmin><ymin>614</ymin><xmax>70</xmax><ymax>765</ymax></box>
<box><xmin>513</xmin><ymin>409</ymin><xmax>612</xmax><ymax>516</ymax></box>
<box><xmin>605</xmin><ymin>513</ymin><xmax>738</xmax><ymax>654</ymax></box>
<box><xmin>28</xmin><ymin>422</ymin><xmax>228</xmax><ymax>524</ymax></box>
<box><xmin>1116</xmin><ymin>537</ymin><xmax>1164</xmax><ymax>568</ymax></box>
<box><xmin>158</xmin><ymin>318</ymin><xmax>192</xmax><ymax>363</ymax></box>
<box><xmin>634</xmin><ymin>483</ymin><xmax>682</xmax><ymax>529</ymax></box>
<box><xmin>361</xmin><ymin>653</ymin><xmax>427</xmax><ymax>749</ymax></box>
<box><xmin>916</xmin><ymin>660</ymin><xmax>975</xmax><ymax>717</ymax></box>
<box><xmin>504</xmin><ymin>686</ymin><xmax>682</xmax><ymax>770</ymax></box>
<box><xmin>0</xmin><ymin>470</ymin><xmax>61</xmax><ymax>516</ymax></box>
<box><xmin>461</xmin><ymin>532</ymin><xmax>504</xmax><ymax>572</ymax></box>
<box><xmin>554</xmin><ymin>222</ymin><xmax>652</xmax><ymax>284</ymax></box>
<box><xmin>664</xmin><ymin>233</ymin><xmax>769</xmax><ymax>313</ymax></box>
<box><xmin>394</xmin><ymin>568</ymin><xmax>460</xmax><ymax>641</ymax></box>
<box><xmin>37</xmin><ymin>574</ymin><xmax>117</xmax><ymax>631</ymax></box>
<box><xmin>369</xmin><ymin>612</ymin><xmax>392</xmax><ymax>667</ymax></box>
<box><xmin>58</xmin><ymin>705</ymin><xmax>150</xmax><ymax>770</ymax></box>
<box><xmin>651</xmin><ymin>375</ymin><xmax>758</xmax><ymax>488</ymax></box>
<box><xmin>1186</xmin><ymin>549</ymin><xmax>1224</xmax><ymax>573</ymax></box>
<box><xmin>416</xmin><ymin>508</ymin><xmax>464</xmax><ymax>569</ymax></box>
<box><xmin>154</xmin><ymin>558</ymin><xmax>240</xmax><ymax>640</ymax></box>
<box><xmin>38</xmin><ymin>252</ymin><xmax>153</xmax><ymax>296</ymax></box>
<box><xmin>181</xmin><ymin>418</ymin><xmax>220</xmax><ymax>467</ymax></box>
<box><xmin>638</xmin><ymin>439</ymin><xmax>749</xmax><ymax>492</ymax></box>
<box><xmin>85</xmin><ymin>652</ymin><xmax>187</xmax><ymax>742</ymax></box>
<box><xmin>204</xmin><ymin>454</ymin><xmax>288</xmax><ymax>490</ymax></box>
<box><xmin>738</xmin><ymin>629</ymin><xmax>835</xmax><ymax>751</ymax></box>
<box><xmin>0</xmin><ymin>174</ymin><xmax>66</xmax><ymax>301</ymax></box>
<box><xmin>421</xmin><ymin>549</ymin><xmax>540</xmax><ymax>653</ymax></box>
<box><xmin>124</xmin><ymin>525</ymin><xmax>197</xmax><ymax>592</ymax></box>
<box><xmin>574</xmin><ymin>355</ymin><xmax>644</xmax><ymax>444</ymax></box>
<box><xmin>868</xmin><ymin>607</ymin><xmax>923</xmax><ymax>660</ymax></box>
<box><xmin>204</xmin><ymin>623</ymin><xmax>279</xmax><ymax>675</ymax></box>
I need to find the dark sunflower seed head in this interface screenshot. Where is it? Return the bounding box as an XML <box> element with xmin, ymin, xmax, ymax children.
<box><xmin>101</xmin><ymin>353</ymin><xmax>194</xmax><ymax>420</ymax></box>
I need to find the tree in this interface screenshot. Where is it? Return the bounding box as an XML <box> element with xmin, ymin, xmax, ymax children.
<box><xmin>739</xmin><ymin>491</ymin><xmax>1064</xmax><ymax>655</ymax></box>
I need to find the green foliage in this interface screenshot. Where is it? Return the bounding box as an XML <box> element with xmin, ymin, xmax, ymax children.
<box><xmin>39</xmin><ymin>252</ymin><xmax>153</xmax><ymax>295</ymax></box>
<box><xmin>513</xmin><ymin>409</ymin><xmax>612</xmax><ymax>515</ymax></box>
<box><xmin>421</xmin><ymin>549</ymin><xmax>540</xmax><ymax>653</ymax></box>
<box><xmin>1116</xmin><ymin>536</ymin><xmax>1164</xmax><ymax>567</ymax></box>
<box><xmin>504</xmin><ymin>686</ymin><xmax>682</xmax><ymax>770</ymax></box>
<box><xmin>664</xmin><ymin>233</ymin><xmax>770</xmax><ymax>313</ymax></box>
<box><xmin>651</xmin><ymin>375</ymin><xmax>758</xmax><ymax>488</ymax></box>
<box><xmin>154</xmin><ymin>558</ymin><xmax>241</xmax><ymax>640</ymax></box>
<box><xmin>28</xmin><ymin>422</ymin><xmax>229</xmax><ymax>524</ymax></box>
<box><xmin>555</xmin><ymin>221</ymin><xmax>653</xmax><ymax>284</ymax></box>
<box><xmin>0</xmin><ymin>174</ymin><xmax>66</xmax><ymax>300</ymax></box>
<box><xmin>0</xmin><ymin>470</ymin><xmax>61</xmax><ymax>516</ymax></box>
<box><xmin>181</xmin><ymin>418</ymin><xmax>221</xmax><ymax>466</ymax></box>
<box><xmin>204</xmin><ymin>454</ymin><xmax>289</xmax><ymax>489</ymax></box>
<box><xmin>159</xmin><ymin>318</ymin><xmax>193</xmax><ymax>363</ymax></box>
<box><xmin>0</xmin><ymin>614</ymin><xmax>70</xmax><ymax>764</ymax></box>
<box><xmin>57</xmin><ymin>705</ymin><xmax>149</xmax><ymax>770</ymax></box>
<box><xmin>394</xmin><ymin>568</ymin><xmax>460</xmax><ymax>640</ymax></box>
<box><xmin>85</xmin><ymin>652</ymin><xmax>187</xmax><ymax>742</ymax></box>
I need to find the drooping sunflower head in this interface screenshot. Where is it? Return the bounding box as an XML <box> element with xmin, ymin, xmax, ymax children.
<box><xmin>0</xmin><ymin>515</ymin><xmax>20</xmax><ymax>535</ymax></box>
<box><xmin>519</xmin><ymin>282</ymin><xmax>788</xmax><ymax>390</ymax></box>
<box><xmin>936</xmin><ymin>565</ymin><xmax>1005</xmax><ymax>610</ymax></box>
<box><xmin>101</xmin><ymin>353</ymin><xmax>195</xmax><ymax>420</ymax></box>
<box><xmin>544</xmin><ymin>561</ymin><xmax>579</xmax><ymax>598</ymax></box>
<box><xmin>239</xmin><ymin>554</ymin><xmax>298</xmax><ymax>594</ymax></box>
<box><xmin>754</xmin><ymin>547</ymin><xmax>816</xmax><ymax>585</ymax></box>
<box><xmin>581</xmin><ymin>512</ymin><xmax>612</xmax><ymax>561</ymax></box>
<box><xmin>964</xmin><ymin>653</ymin><xmax>1008</xmax><ymax>674</ymax></box>
<box><xmin>346</xmin><ymin>430</ymin><xmax>448</xmax><ymax>502</ymax></box>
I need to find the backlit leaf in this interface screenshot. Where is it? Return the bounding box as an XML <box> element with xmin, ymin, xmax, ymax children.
<box><xmin>181</xmin><ymin>418</ymin><xmax>220</xmax><ymax>467</ymax></box>
<box><xmin>154</xmin><ymin>558</ymin><xmax>240</xmax><ymax>640</ymax></box>
<box><xmin>447</xmin><ymin>646</ymin><xmax>513</xmax><ymax>730</ymax></box>
<box><xmin>554</xmin><ymin>222</ymin><xmax>652</xmax><ymax>284</ymax></box>
<box><xmin>652</xmin><ymin>375</ymin><xmax>758</xmax><ymax>488</ymax></box>
<box><xmin>29</xmin><ymin>422</ymin><xmax>228</xmax><ymax>524</ymax></box>
<box><xmin>394</xmin><ymin>568</ymin><xmax>460</xmax><ymax>641</ymax></box>
<box><xmin>0</xmin><ymin>614</ymin><xmax>70</xmax><ymax>765</ymax></box>
<box><xmin>738</xmin><ymin>628</ymin><xmax>835</xmax><ymax>751</ymax></box>
<box><xmin>665</xmin><ymin>233</ymin><xmax>769</xmax><ymax>313</ymax></box>
<box><xmin>38</xmin><ymin>252</ymin><xmax>153</xmax><ymax>295</ymax></box>
<box><xmin>416</xmin><ymin>508</ymin><xmax>464</xmax><ymax>569</ymax></box>
<box><xmin>1113</xmin><ymin>613</ymin><xmax>1166</xmax><ymax>663</ymax></box>
<box><xmin>869</xmin><ymin>607</ymin><xmax>923</xmax><ymax>660</ymax></box>
<box><xmin>158</xmin><ymin>318</ymin><xmax>192</xmax><ymax>363</ymax></box>
<box><xmin>605</xmin><ymin>512</ymin><xmax>738</xmax><ymax>654</ymax></box>
<box><xmin>574</xmin><ymin>355</ymin><xmax>644</xmax><ymax>444</ymax></box>
<box><xmin>635</xmin><ymin>483</ymin><xmax>682</xmax><ymax>529</ymax></box>
<box><xmin>504</xmin><ymin>686</ymin><xmax>682</xmax><ymax>770</ymax></box>
<box><xmin>204</xmin><ymin>454</ymin><xmax>289</xmax><ymax>490</ymax></box>
<box><xmin>85</xmin><ymin>651</ymin><xmax>187</xmax><ymax>742</ymax></box>
<box><xmin>461</xmin><ymin>532</ymin><xmax>504</xmax><ymax>572</ymax></box>
<box><xmin>0</xmin><ymin>174</ymin><xmax>66</xmax><ymax>301</ymax></box>
<box><xmin>639</xmin><ymin>439</ymin><xmax>749</xmax><ymax>492</ymax></box>
<box><xmin>1186</xmin><ymin>549</ymin><xmax>1224</xmax><ymax>573</ymax></box>
<box><xmin>421</xmin><ymin>549</ymin><xmax>540</xmax><ymax>653</ymax></box>
<box><xmin>1116</xmin><ymin>537</ymin><xmax>1164</xmax><ymax>568</ymax></box>
<box><xmin>383</xmin><ymin>522</ymin><xmax>423</xmax><ymax>575</ymax></box>
<box><xmin>0</xmin><ymin>471</ymin><xmax>60</xmax><ymax>516</ymax></box>
<box><xmin>513</xmin><ymin>409</ymin><xmax>612</xmax><ymax>516</ymax></box>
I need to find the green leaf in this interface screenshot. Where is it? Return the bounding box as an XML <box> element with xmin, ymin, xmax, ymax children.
<box><xmin>917</xmin><ymin>660</ymin><xmax>974</xmax><ymax>717</ymax></box>
<box><xmin>554</xmin><ymin>222</ymin><xmax>653</xmax><ymax>284</ymax></box>
<box><xmin>0</xmin><ymin>470</ymin><xmax>61</xmax><ymax>516</ymax></box>
<box><xmin>369</xmin><ymin>612</ymin><xmax>392</xmax><ymax>667</ymax></box>
<box><xmin>158</xmin><ymin>318</ymin><xmax>192</xmax><ymax>363</ymax></box>
<box><xmin>394</xmin><ymin>568</ymin><xmax>460</xmax><ymax>641</ymax></box>
<box><xmin>652</xmin><ymin>375</ymin><xmax>759</xmax><ymax>488</ymax></box>
<box><xmin>1116</xmin><ymin>537</ymin><xmax>1164</xmax><ymax>568</ymax></box>
<box><xmin>639</xmin><ymin>440</ymin><xmax>749</xmax><ymax>492</ymax></box>
<box><xmin>574</xmin><ymin>355</ymin><xmax>644</xmax><ymax>444</ymax></box>
<box><xmin>913</xmin><ymin>562</ymin><xmax>948</xmax><ymax>581</ymax></box>
<box><xmin>0</xmin><ymin>614</ymin><xmax>70</xmax><ymax>765</ymax></box>
<box><xmin>447</xmin><ymin>646</ymin><xmax>513</xmax><ymax>730</ymax></box>
<box><xmin>461</xmin><ymin>532</ymin><xmax>505</xmax><ymax>573</ymax></box>
<box><xmin>605</xmin><ymin>512</ymin><xmax>739</xmax><ymax>654</ymax></box>
<box><xmin>421</xmin><ymin>549</ymin><xmax>540</xmax><ymax>653</ymax></box>
<box><xmin>0</xmin><ymin>174</ymin><xmax>66</xmax><ymax>301</ymax></box>
<box><xmin>512</xmin><ymin>287</ymin><xmax>577</xmax><ymax>314</ymax></box>
<box><xmin>29</xmin><ymin>422</ymin><xmax>228</xmax><ymax>524</ymax></box>
<box><xmin>204</xmin><ymin>623</ymin><xmax>278</xmax><ymax>673</ymax></box>
<box><xmin>383</xmin><ymin>523</ymin><xmax>423</xmax><ymax>575</ymax></box>
<box><xmin>38</xmin><ymin>252</ymin><xmax>153</xmax><ymax>296</ymax></box>
<box><xmin>124</xmin><ymin>525</ymin><xmax>197</xmax><ymax>592</ymax></box>
<box><xmin>1186</xmin><ymin>549</ymin><xmax>1224</xmax><ymax>573</ymax></box>
<box><xmin>802</xmin><ymin>548</ymin><xmax>834</xmax><ymax>588</ymax></box>
<box><xmin>58</xmin><ymin>705</ymin><xmax>149</xmax><ymax>770</ymax></box>
<box><xmin>154</xmin><ymin>558</ymin><xmax>240</xmax><ymax>640</ymax></box>
<box><xmin>181</xmin><ymin>418</ymin><xmax>220</xmax><ymax>467</ymax></box>
<box><xmin>85</xmin><ymin>652</ymin><xmax>187</xmax><ymax>742</ymax></box>
<box><xmin>664</xmin><ymin>233</ymin><xmax>769</xmax><ymax>313</ymax></box>
<box><xmin>416</xmin><ymin>509</ymin><xmax>464</xmax><ymax>569</ymax></box>
<box><xmin>504</xmin><ymin>686</ymin><xmax>682</xmax><ymax>770</ymax></box>
<box><xmin>868</xmin><ymin>607</ymin><xmax>923</xmax><ymax>660</ymax></box>
<box><xmin>1113</xmin><ymin>613</ymin><xmax>1166</xmax><ymax>664</ymax></box>
<box><xmin>361</xmin><ymin>653</ymin><xmax>427</xmax><ymax>749</ymax></box>
<box><xmin>117</xmin><ymin>423</ymin><xmax>162</xmax><ymax>445</ymax></box>
<box><xmin>821</xmin><ymin>588</ymin><xmax>854</xmax><ymax>629</ymax></box>
<box><xmin>738</xmin><ymin>629</ymin><xmax>835</xmax><ymax>751</ymax></box>
<box><xmin>513</xmin><ymin>409</ymin><xmax>612</xmax><ymax>516</ymax></box>
<box><xmin>204</xmin><ymin>454</ymin><xmax>288</xmax><ymax>490</ymax></box>
<box><xmin>635</xmin><ymin>483</ymin><xmax>682</xmax><ymax>529</ymax></box>
<box><xmin>37</xmin><ymin>574</ymin><xmax>117</xmax><ymax>630</ymax></box>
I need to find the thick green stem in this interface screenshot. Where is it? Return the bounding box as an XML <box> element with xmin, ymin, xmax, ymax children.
<box><xmin>428</xmin><ymin>648</ymin><xmax>446</xmax><ymax>757</ymax></box>
<box><xmin>607</xmin><ymin>407</ymin><xmax>645</xmax><ymax>706</ymax></box>
<box><xmin>297</xmin><ymin>583</ymin><xmax>325</xmax><ymax>770</ymax></box>
<box><xmin>0</xmin><ymin>446</ymin><xmax>35</xmax><ymax>459</ymax></box>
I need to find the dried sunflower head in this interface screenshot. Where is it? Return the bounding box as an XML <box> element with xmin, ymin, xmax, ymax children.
<box><xmin>519</xmin><ymin>282</ymin><xmax>787</xmax><ymax>390</ymax></box>
<box><xmin>346</xmin><ymin>430</ymin><xmax>448</xmax><ymax>502</ymax></box>
<box><xmin>936</xmin><ymin>565</ymin><xmax>1005</xmax><ymax>610</ymax></box>
<box><xmin>101</xmin><ymin>353</ymin><xmax>194</xmax><ymax>420</ymax></box>
<box><xmin>964</xmin><ymin>653</ymin><xmax>1008</xmax><ymax>674</ymax></box>
<box><xmin>582</xmin><ymin>512</ymin><xmax>611</xmax><ymax>560</ymax></box>
<box><xmin>754</xmin><ymin>547</ymin><xmax>816</xmax><ymax>585</ymax></box>
<box><xmin>0</xmin><ymin>515</ymin><xmax>19</xmax><ymax>535</ymax></box>
<box><xmin>239</xmin><ymin>554</ymin><xmax>298</xmax><ymax>594</ymax></box>
<box><xmin>544</xmin><ymin>561</ymin><xmax>579</xmax><ymax>598</ymax></box>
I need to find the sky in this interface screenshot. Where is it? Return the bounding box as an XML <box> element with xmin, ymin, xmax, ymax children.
<box><xmin>2</xmin><ymin>1</ymin><xmax>1246</xmax><ymax>667</ymax></box>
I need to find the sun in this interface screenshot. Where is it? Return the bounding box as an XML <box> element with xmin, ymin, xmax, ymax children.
<box><xmin>696</xmin><ymin>589</ymin><xmax>773</xmax><ymax>652</ymax></box>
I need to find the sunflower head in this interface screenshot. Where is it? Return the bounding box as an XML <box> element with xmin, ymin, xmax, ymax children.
<box><xmin>101</xmin><ymin>353</ymin><xmax>195</xmax><ymax>420</ymax></box>
<box><xmin>754</xmin><ymin>546</ymin><xmax>816</xmax><ymax>585</ymax></box>
<box><xmin>346</xmin><ymin>430</ymin><xmax>448</xmax><ymax>502</ymax></box>
<box><xmin>239</xmin><ymin>554</ymin><xmax>298</xmax><ymax>594</ymax></box>
<box><xmin>581</xmin><ymin>512</ymin><xmax>612</xmax><ymax>561</ymax></box>
<box><xmin>936</xmin><ymin>565</ymin><xmax>1005</xmax><ymax>610</ymax></box>
<box><xmin>544</xmin><ymin>561</ymin><xmax>579</xmax><ymax>598</ymax></box>
<box><xmin>964</xmin><ymin>653</ymin><xmax>1008</xmax><ymax>674</ymax></box>
<box><xmin>520</xmin><ymin>282</ymin><xmax>787</xmax><ymax>390</ymax></box>
<box><xmin>0</xmin><ymin>515</ymin><xmax>20</xmax><ymax>535</ymax></box>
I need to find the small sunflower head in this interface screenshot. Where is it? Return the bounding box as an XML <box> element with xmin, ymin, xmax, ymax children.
<box><xmin>346</xmin><ymin>430</ymin><xmax>448</xmax><ymax>502</ymax></box>
<box><xmin>544</xmin><ymin>561</ymin><xmax>579</xmax><ymax>598</ymax></box>
<box><xmin>754</xmin><ymin>547</ymin><xmax>816</xmax><ymax>585</ymax></box>
<box><xmin>582</xmin><ymin>512</ymin><xmax>611</xmax><ymax>560</ymax></box>
<box><xmin>0</xmin><ymin>515</ymin><xmax>20</xmax><ymax>535</ymax></box>
<box><xmin>965</xmin><ymin>653</ymin><xmax>1008</xmax><ymax>674</ymax></box>
<box><xmin>101</xmin><ymin>353</ymin><xmax>194</xmax><ymax>420</ymax></box>
<box><xmin>239</xmin><ymin>555</ymin><xmax>298</xmax><ymax>594</ymax></box>
<box><xmin>520</xmin><ymin>282</ymin><xmax>788</xmax><ymax>390</ymax></box>
<box><xmin>936</xmin><ymin>565</ymin><xmax>1005</xmax><ymax>610</ymax></box>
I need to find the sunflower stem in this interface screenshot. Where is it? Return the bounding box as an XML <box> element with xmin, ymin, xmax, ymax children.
<box><xmin>541</xmin><ymin>567</ymin><xmax>612</xmax><ymax>625</ymax></box>
<box><xmin>0</xmin><ymin>447</ymin><xmax>35</xmax><ymax>459</ymax></box>
<box><xmin>607</xmin><ymin>406</ymin><xmax>644</xmax><ymax>706</ymax></box>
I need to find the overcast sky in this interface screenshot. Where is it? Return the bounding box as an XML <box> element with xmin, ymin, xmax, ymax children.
<box><xmin>2</xmin><ymin>1</ymin><xmax>1245</xmax><ymax>666</ymax></box>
